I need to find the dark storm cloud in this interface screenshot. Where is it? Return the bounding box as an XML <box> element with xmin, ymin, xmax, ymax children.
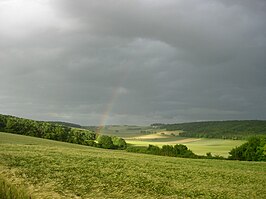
<box><xmin>0</xmin><ymin>0</ymin><xmax>265</xmax><ymax>125</ymax></box>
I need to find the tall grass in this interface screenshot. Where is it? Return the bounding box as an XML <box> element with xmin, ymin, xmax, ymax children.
<box><xmin>1</xmin><ymin>132</ymin><xmax>266</xmax><ymax>198</ymax></box>
<box><xmin>0</xmin><ymin>176</ymin><xmax>31</xmax><ymax>199</ymax></box>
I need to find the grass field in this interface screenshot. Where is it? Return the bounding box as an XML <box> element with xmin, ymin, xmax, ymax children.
<box><xmin>0</xmin><ymin>132</ymin><xmax>266</xmax><ymax>198</ymax></box>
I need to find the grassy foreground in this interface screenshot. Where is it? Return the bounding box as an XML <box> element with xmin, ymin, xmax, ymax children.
<box><xmin>0</xmin><ymin>132</ymin><xmax>266</xmax><ymax>199</ymax></box>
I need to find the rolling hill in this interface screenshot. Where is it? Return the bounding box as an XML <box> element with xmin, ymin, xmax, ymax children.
<box><xmin>1</xmin><ymin>132</ymin><xmax>266</xmax><ymax>199</ymax></box>
<box><xmin>153</xmin><ymin>120</ymin><xmax>266</xmax><ymax>139</ymax></box>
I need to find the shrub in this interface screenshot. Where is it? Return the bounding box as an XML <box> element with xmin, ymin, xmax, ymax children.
<box><xmin>147</xmin><ymin>145</ymin><xmax>161</xmax><ymax>155</ymax></box>
<box><xmin>126</xmin><ymin>146</ymin><xmax>148</xmax><ymax>153</ymax></box>
<box><xmin>97</xmin><ymin>135</ymin><xmax>114</xmax><ymax>149</ymax></box>
<box><xmin>161</xmin><ymin>145</ymin><xmax>175</xmax><ymax>157</ymax></box>
<box><xmin>85</xmin><ymin>140</ymin><xmax>96</xmax><ymax>147</ymax></box>
<box><xmin>206</xmin><ymin>152</ymin><xmax>212</xmax><ymax>158</ymax></box>
<box><xmin>111</xmin><ymin>136</ymin><xmax>127</xmax><ymax>149</ymax></box>
<box><xmin>174</xmin><ymin>144</ymin><xmax>188</xmax><ymax>155</ymax></box>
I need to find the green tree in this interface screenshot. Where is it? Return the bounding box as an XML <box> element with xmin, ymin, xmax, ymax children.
<box><xmin>0</xmin><ymin>116</ymin><xmax>6</xmax><ymax>130</ymax></box>
<box><xmin>229</xmin><ymin>136</ymin><xmax>266</xmax><ymax>161</ymax></box>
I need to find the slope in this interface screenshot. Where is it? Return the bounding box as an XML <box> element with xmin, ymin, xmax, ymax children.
<box><xmin>0</xmin><ymin>132</ymin><xmax>265</xmax><ymax>199</ymax></box>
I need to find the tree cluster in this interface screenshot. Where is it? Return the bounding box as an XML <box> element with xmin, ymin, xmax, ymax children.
<box><xmin>228</xmin><ymin>136</ymin><xmax>266</xmax><ymax>161</ymax></box>
<box><xmin>95</xmin><ymin>135</ymin><xmax>127</xmax><ymax>149</ymax></box>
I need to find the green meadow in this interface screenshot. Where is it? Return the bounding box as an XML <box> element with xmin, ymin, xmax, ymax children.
<box><xmin>1</xmin><ymin>132</ymin><xmax>265</xmax><ymax>199</ymax></box>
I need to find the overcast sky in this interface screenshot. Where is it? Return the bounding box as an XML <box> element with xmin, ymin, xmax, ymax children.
<box><xmin>0</xmin><ymin>0</ymin><xmax>266</xmax><ymax>125</ymax></box>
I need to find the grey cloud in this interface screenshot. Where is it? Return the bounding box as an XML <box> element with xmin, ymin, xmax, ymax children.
<box><xmin>0</xmin><ymin>0</ymin><xmax>266</xmax><ymax>125</ymax></box>
<box><xmin>54</xmin><ymin>0</ymin><xmax>266</xmax><ymax>65</ymax></box>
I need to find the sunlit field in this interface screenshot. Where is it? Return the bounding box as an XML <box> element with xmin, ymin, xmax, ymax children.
<box><xmin>100</xmin><ymin>126</ymin><xmax>245</xmax><ymax>157</ymax></box>
<box><xmin>126</xmin><ymin>136</ymin><xmax>245</xmax><ymax>157</ymax></box>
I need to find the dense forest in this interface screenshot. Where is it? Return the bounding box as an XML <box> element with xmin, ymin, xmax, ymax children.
<box><xmin>0</xmin><ymin>114</ymin><xmax>126</xmax><ymax>149</ymax></box>
<box><xmin>152</xmin><ymin>120</ymin><xmax>266</xmax><ymax>139</ymax></box>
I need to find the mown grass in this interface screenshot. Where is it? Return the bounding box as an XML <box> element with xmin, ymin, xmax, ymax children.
<box><xmin>0</xmin><ymin>132</ymin><xmax>265</xmax><ymax>198</ymax></box>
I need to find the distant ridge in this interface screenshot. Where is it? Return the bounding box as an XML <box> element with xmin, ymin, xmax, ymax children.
<box><xmin>152</xmin><ymin>120</ymin><xmax>266</xmax><ymax>139</ymax></box>
<box><xmin>47</xmin><ymin>121</ymin><xmax>82</xmax><ymax>129</ymax></box>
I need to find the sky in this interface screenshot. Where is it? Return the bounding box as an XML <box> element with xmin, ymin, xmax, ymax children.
<box><xmin>0</xmin><ymin>0</ymin><xmax>266</xmax><ymax>125</ymax></box>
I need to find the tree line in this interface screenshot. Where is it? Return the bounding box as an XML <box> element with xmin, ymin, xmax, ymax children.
<box><xmin>126</xmin><ymin>144</ymin><xmax>225</xmax><ymax>159</ymax></box>
<box><xmin>127</xmin><ymin>144</ymin><xmax>198</xmax><ymax>158</ymax></box>
<box><xmin>0</xmin><ymin>114</ymin><xmax>126</xmax><ymax>150</ymax></box>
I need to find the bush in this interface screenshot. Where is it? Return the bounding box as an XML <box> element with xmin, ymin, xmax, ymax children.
<box><xmin>174</xmin><ymin>144</ymin><xmax>188</xmax><ymax>155</ymax></box>
<box><xmin>126</xmin><ymin>146</ymin><xmax>148</xmax><ymax>153</ymax></box>
<box><xmin>97</xmin><ymin>135</ymin><xmax>114</xmax><ymax>149</ymax></box>
<box><xmin>161</xmin><ymin>145</ymin><xmax>175</xmax><ymax>157</ymax></box>
<box><xmin>85</xmin><ymin>140</ymin><xmax>96</xmax><ymax>147</ymax></box>
<box><xmin>206</xmin><ymin>152</ymin><xmax>212</xmax><ymax>158</ymax></box>
<box><xmin>147</xmin><ymin>145</ymin><xmax>161</xmax><ymax>155</ymax></box>
<box><xmin>112</xmin><ymin>136</ymin><xmax>127</xmax><ymax>149</ymax></box>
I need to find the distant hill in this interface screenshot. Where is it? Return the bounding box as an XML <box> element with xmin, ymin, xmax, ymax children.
<box><xmin>152</xmin><ymin>120</ymin><xmax>266</xmax><ymax>139</ymax></box>
<box><xmin>47</xmin><ymin>121</ymin><xmax>82</xmax><ymax>129</ymax></box>
<box><xmin>82</xmin><ymin>126</ymin><xmax>98</xmax><ymax>132</ymax></box>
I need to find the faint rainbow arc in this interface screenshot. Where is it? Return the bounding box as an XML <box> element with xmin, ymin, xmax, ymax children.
<box><xmin>97</xmin><ymin>68</ymin><xmax>129</xmax><ymax>133</ymax></box>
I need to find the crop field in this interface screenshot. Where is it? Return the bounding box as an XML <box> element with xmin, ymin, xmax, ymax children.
<box><xmin>0</xmin><ymin>132</ymin><xmax>265</xmax><ymax>199</ymax></box>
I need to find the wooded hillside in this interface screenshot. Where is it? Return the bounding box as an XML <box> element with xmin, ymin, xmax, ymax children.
<box><xmin>153</xmin><ymin>120</ymin><xmax>266</xmax><ymax>139</ymax></box>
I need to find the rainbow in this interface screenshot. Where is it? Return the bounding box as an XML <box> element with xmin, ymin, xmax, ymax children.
<box><xmin>97</xmin><ymin>68</ymin><xmax>129</xmax><ymax>133</ymax></box>
<box><xmin>97</xmin><ymin>86</ymin><xmax>121</xmax><ymax>133</ymax></box>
